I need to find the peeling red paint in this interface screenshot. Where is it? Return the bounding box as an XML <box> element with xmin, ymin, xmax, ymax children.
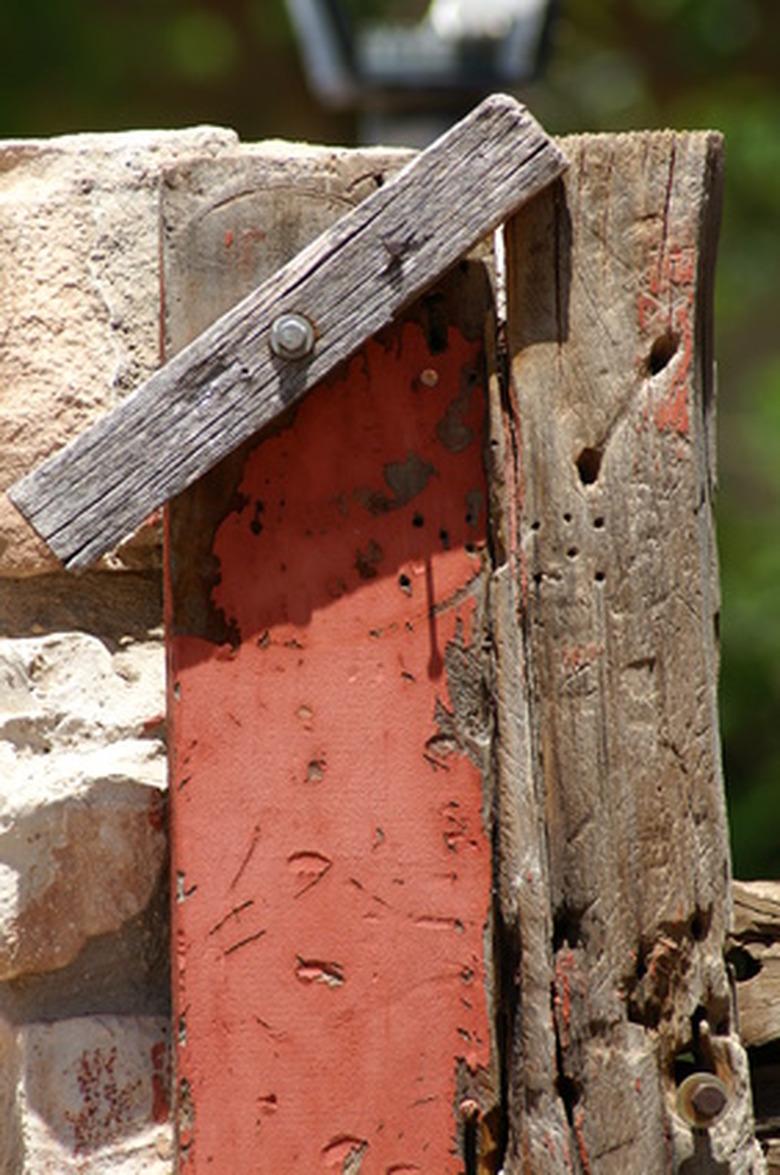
<box><xmin>554</xmin><ymin>949</ymin><xmax>576</xmax><ymax>1047</ymax></box>
<box><xmin>638</xmin><ymin>243</ymin><xmax>696</xmax><ymax>437</ymax></box>
<box><xmin>573</xmin><ymin>1107</ymin><xmax>592</xmax><ymax>1175</ymax></box>
<box><xmin>561</xmin><ymin>642</ymin><xmax>604</xmax><ymax>674</ymax></box>
<box><xmin>168</xmin><ymin>321</ymin><xmax>492</xmax><ymax>1170</ymax></box>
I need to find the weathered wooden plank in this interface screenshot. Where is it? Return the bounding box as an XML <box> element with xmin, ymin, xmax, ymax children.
<box><xmin>730</xmin><ymin>880</ymin><xmax>780</xmax><ymax>1050</ymax></box>
<box><xmin>493</xmin><ymin>131</ymin><xmax>764</xmax><ymax>1170</ymax></box>
<box><xmin>730</xmin><ymin>881</ymin><xmax>780</xmax><ymax>1166</ymax></box>
<box><xmin>9</xmin><ymin>94</ymin><xmax>566</xmax><ymax>570</ymax></box>
<box><xmin>164</xmin><ymin>151</ymin><xmax>500</xmax><ymax>1171</ymax></box>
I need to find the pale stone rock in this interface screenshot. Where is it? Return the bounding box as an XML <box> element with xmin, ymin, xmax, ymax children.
<box><xmin>1</xmin><ymin>1015</ymin><xmax>171</xmax><ymax>1173</ymax></box>
<box><xmin>0</xmin><ymin>632</ymin><xmax>166</xmax><ymax>980</ymax></box>
<box><xmin>0</xmin><ymin>125</ymin><xmax>238</xmax><ymax>575</ymax></box>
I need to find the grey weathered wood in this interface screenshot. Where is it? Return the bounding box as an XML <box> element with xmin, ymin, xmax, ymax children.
<box><xmin>490</xmin><ymin>130</ymin><xmax>764</xmax><ymax>1170</ymax></box>
<box><xmin>9</xmin><ymin>94</ymin><xmax>566</xmax><ymax>569</ymax></box>
<box><xmin>730</xmin><ymin>881</ymin><xmax>780</xmax><ymax>1168</ymax></box>
<box><xmin>731</xmin><ymin>880</ymin><xmax>780</xmax><ymax>1050</ymax></box>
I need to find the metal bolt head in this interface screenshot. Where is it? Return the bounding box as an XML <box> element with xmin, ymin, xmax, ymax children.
<box><xmin>676</xmin><ymin>1072</ymin><xmax>729</xmax><ymax>1129</ymax></box>
<box><xmin>270</xmin><ymin>313</ymin><xmax>315</xmax><ymax>360</ymax></box>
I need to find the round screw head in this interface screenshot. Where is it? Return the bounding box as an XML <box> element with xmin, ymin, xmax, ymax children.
<box><xmin>676</xmin><ymin>1072</ymin><xmax>729</xmax><ymax>1129</ymax></box>
<box><xmin>270</xmin><ymin>313</ymin><xmax>315</xmax><ymax>360</ymax></box>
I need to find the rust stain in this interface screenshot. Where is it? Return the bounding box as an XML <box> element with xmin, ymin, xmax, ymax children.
<box><xmin>65</xmin><ymin>1046</ymin><xmax>144</xmax><ymax>1155</ymax></box>
<box><xmin>151</xmin><ymin>1040</ymin><xmax>171</xmax><ymax>1124</ymax></box>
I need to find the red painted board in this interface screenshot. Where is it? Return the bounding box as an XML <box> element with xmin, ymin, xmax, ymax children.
<box><xmin>167</xmin><ymin>306</ymin><xmax>496</xmax><ymax>1172</ymax></box>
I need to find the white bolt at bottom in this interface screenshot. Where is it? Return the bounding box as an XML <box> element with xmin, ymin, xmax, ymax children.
<box><xmin>270</xmin><ymin>313</ymin><xmax>316</xmax><ymax>359</ymax></box>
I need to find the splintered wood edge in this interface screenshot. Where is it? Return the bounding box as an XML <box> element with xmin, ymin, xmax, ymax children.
<box><xmin>8</xmin><ymin>94</ymin><xmax>567</xmax><ymax>569</ymax></box>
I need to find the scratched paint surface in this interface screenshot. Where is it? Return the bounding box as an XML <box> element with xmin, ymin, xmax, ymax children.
<box><xmin>168</xmin><ymin>320</ymin><xmax>492</xmax><ymax>1172</ymax></box>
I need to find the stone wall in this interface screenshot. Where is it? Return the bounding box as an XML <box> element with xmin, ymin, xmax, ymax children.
<box><xmin>0</xmin><ymin>124</ymin><xmax>414</xmax><ymax>1172</ymax></box>
<box><xmin>0</xmin><ymin>127</ymin><xmax>241</xmax><ymax>1173</ymax></box>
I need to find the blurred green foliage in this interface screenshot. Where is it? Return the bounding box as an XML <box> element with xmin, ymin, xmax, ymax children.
<box><xmin>2</xmin><ymin>0</ymin><xmax>777</xmax><ymax>875</ymax></box>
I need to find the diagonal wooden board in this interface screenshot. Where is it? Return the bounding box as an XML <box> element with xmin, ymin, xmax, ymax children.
<box><xmin>8</xmin><ymin>94</ymin><xmax>566</xmax><ymax>569</ymax></box>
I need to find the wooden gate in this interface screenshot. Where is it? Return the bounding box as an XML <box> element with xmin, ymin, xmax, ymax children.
<box><xmin>10</xmin><ymin>96</ymin><xmax>763</xmax><ymax>1172</ymax></box>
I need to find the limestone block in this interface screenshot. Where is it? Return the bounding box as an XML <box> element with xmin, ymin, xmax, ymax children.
<box><xmin>0</xmin><ymin>1015</ymin><xmax>171</xmax><ymax>1173</ymax></box>
<box><xmin>0</xmin><ymin>125</ymin><xmax>238</xmax><ymax>576</ymax></box>
<box><xmin>0</xmin><ymin>632</ymin><xmax>166</xmax><ymax>980</ymax></box>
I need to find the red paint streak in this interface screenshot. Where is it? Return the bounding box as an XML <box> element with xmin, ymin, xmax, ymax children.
<box><xmin>224</xmin><ymin>229</ymin><xmax>234</xmax><ymax>248</ymax></box>
<box><xmin>561</xmin><ymin>642</ymin><xmax>604</xmax><ymax>674</ymax></box>
<box><xmin>638</xmin><ymin>243</ymin><xmax>696</xmax><ymax>437</ymax></box>
<box><xmin>553</xmin><ymin>949</ymin><xmax>575</xmax><ymax>1048</ymax></box>
<box><xmin>168</xmin><ymin>323</ymin><xmax>492</xmax><ymax>1170</ymax></box>
<box><xmin>151</xmin><ymin>1041</ymin><xmax>170</xmax><ymax>1124</ymax></box>
<box><xmin>573</xmin><ymin>1107</ymin><xmax>592</xmax><ymax>1175</ymax></box>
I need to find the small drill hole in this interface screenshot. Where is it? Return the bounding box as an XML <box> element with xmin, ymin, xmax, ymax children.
<box><xmin>593</xmin><ymin>516</ymin><xmax>605</xmax><ymax>529</ymax></box>
<box><xmin>530</xmin><ymin>520</ymin><xmax>541</xmax><ymax>532</ymax></box>
<box><xmin>594</xmin><ymin>570</ymin><xmax>605</xmax><ymax>583</ymax></box>
<box><xmin>563</xmin><ymin>512</ymin><xmax>572</xmax><ymax>523</ymax></box>
<box><xmin>533</xmin><ymin>572</ymin><xmax>543</xmax><ymax>586</ymax></box>
<box><xmin>412</xmin><ymin>513</ymin><xmax>424</xmax><ymax>528</ymax></box>
<box><xmin>439</xmin><ymin>528</ymin><xmax>450</xmax><ymax>549</ymax></box>
<box><xmin>398</xmin><ymin>573</ymin><xmax>412</xmax><ymax>593</ymax></box>
<box><xmin>566</xmin><ymin>547</ymin><xmax>579</xmax><ymax>559</ymax></box>
<box><xmin>647</xmin><ymin>329</ymin><xmax>680</xmax><ymax>376</ymax></box>
<box><xmin>576</xmin><ymin>447</ymin><xmax>602</xmax><ymax>486</ymax></box>
<box><xmin>465</xmin><ymin>542</ymin><xmax>477</xmax><ymax>555</ymax></box>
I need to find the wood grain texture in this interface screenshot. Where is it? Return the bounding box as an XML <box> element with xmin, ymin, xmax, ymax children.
<box><xmin>9</xmin><ymin>94</ymin><xmax>566</xmax><ymax>570</ymax></box>
<box><xmin>730</xmin><ymin>881</ymin><xmax>780</xmax><ymax>1169</ymax></box>
<box><xmin>492</xmin><ymin>130</ymin><xmax>764</xmax><ymax>1170</ymax></box>
<box><xmin>731</xmin><ymin>880</ymin><xmax>780</xmax><ymax>1050</ymax></box>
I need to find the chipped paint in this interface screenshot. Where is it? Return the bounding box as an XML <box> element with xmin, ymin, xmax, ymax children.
<box><xmin>637</xmin><ymin>243</ymin><xmax>696</xmax><ymax>437</ymax></box>
<box><xmin>167</xmin><ymin>319</ymin><xmax>494</xmax><ymax>1170</ymax></box>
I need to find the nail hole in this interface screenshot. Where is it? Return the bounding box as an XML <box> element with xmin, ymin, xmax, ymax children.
<box><xmin>465</xmin><ymin>543</ymin><xmax>477</xmax><ymax>555</ymax></box>
<box><xmin>530</xmin><ymin>520</ymin><xmax>541</xmax><ymax>532</ymax></box>
<box><xmin>566</xmin><ymin>547</ymin><xmax>578</xmax><ymax>559</ymax></box>
<box><xmin>647</xmin><ymin>329</ymin><xmax>680</xmax><ymax>376</ymax></box>
<box><xmin>576</xmin><ymin>447</ymin><xmax>602</xmax><ymax>485</ymax></box>
<box><xmin>398</xmin><ymin>573</ymin><xmax>412</xmax><ymax>594</ymax></box>
<box><xmin>563</xmin><ymin>512</ymin><xmax>572</xmax><ymax>523</ymax></box>
<box><xmin>439</xmin><ymin>528</ymin><xmax>450</xmax><ymax>549</ymax></box>
<box><xmin>533</xmin><ymin>572</ymin><xmax>543</xmax><ymax>586</ymax></box>
<box><xmin>690</xmin><ymin>907</ymin><xmax>710</xmax><ymax>942</ymax></box>
<box><xmin>412</xmin><ymin>513</ymin><xmax>424</xmax><ymax>528</ymax></box>
<box><xmin>594</xmin><ymin>570</ymin><xmax>605</xmax><ymax>583</ymax></box>
<box><xmin>726</xmin><ymin>945</ymin><xmax>762</xmax><ymax>983</ymax></box>
<box><xmin>593</xmin><ymin>516</ymin><xmax>605</xmax><ymax>529</ymax></box>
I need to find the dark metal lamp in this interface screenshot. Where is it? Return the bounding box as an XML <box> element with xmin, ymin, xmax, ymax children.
<box><xmin>286</xmin><ymin>0</ymin><xmax>557</xmax><ymax>142</ymax></box>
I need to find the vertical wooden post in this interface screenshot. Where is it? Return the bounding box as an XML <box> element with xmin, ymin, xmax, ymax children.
<box><xmin>163</xmin><ymin>151</ymin><xmax>501</xmax><ymax>1171</ymax></box>
<box><xmin>160</xmin><ymin>131</ymin><xmax>761</xmax><ymax>1173</ymax></box>
<box><xmin>493</xmin><ymin>131</ymin><xmax>762</xmax><ymax>1170</ymax></box>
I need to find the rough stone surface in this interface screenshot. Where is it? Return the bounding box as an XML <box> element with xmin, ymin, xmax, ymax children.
<box><xmin>0</xmin><ymin>125</ymin><xmax>238</xmax><ymax>576</ymax></box>
<box><xmin>0</xmin><ymin>632</ymin><xmax>166</xmax><ymax>980</ymax></box>
<box><xmin>0</xmin><ymin>1015</ymin><xmax>171</xmax><ymax>1173</ymax></box>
